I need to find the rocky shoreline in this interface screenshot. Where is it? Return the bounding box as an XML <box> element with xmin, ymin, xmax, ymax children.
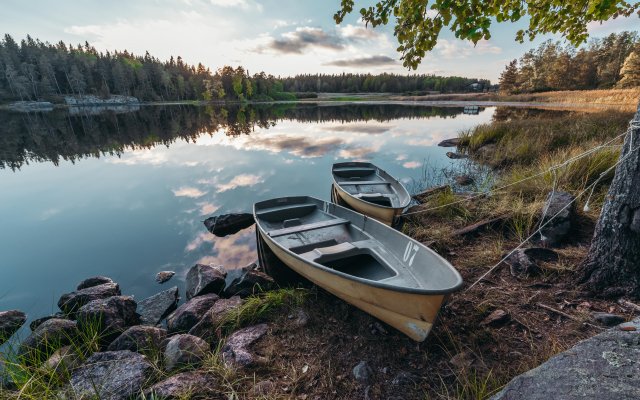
<box><xmin>0</xmin><ymin>261</ymin><xmax>280</xmax><ymax>399</ymax></box>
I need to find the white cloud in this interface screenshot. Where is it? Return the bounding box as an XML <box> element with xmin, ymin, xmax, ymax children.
<box><xmin>215</xmin><ymin>173</ymin><xmax>264</xmax><ymax>192</ymax></box>
<box><xmin>209</xmin><ymin>0</ymin><xmax>263</xmax><ymax>11</ymax></box>
<box><xmin>198</xmin><ymin>202</ymin><xmax>220</xmax><ymax>215</ymax></box>
<box><xmin>402</xmin><ymin>161</ymin><xmax>422</xmax><ymax>169</ymax></box>
<box><xmin>172</xmin><ymin>186</ymin><xmax>207</xmax><ymax>198</ymax></box>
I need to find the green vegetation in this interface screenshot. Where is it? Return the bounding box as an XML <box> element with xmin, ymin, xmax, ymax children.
<box><xmin>335</xmin><ymin>0</ymin><xmax>639</xmax><ymax>69</ymax></box>
<box><xmin>499</xmin><ymin>32</ymin><xmax>640</xmax><ymax>94</ymax></box>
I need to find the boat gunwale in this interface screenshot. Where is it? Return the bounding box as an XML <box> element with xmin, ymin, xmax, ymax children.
<box><xmin>331</xmin><ymin>162</ymin><xmax>411</xmax><ymax>210</ymax></box>
<box><xmin>253</xmin><ymin>196</ymin><xmax>463</xmax><ymax>295</ymax></box>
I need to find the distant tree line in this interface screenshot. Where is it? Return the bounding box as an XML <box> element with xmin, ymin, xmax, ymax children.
<box><xmin>281</xmin><ymin>73</ymin><xmax>491</xmax><ymax>94</ymax></box>
<box><xmin>499</xmin><ymin>31</ymin><xmax>640</xmax><ymax>94</ymax></box>
<box><xmin>0</xmin><ymin>34</ymin><xmax>493</xmax><ymax>104</ymax></box>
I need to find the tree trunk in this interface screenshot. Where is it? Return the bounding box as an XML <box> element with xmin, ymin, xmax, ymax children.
<box><xmin>579</xmin><ymin>103</ymin><xmax>640</xmax><ymax>298</ymax></box>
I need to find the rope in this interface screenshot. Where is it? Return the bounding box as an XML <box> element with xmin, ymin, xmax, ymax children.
<box><xmin>466</xmin><ymin>137</ymin><xmax>640</xmax><ymax>291</ymax></box>
<box><xmin>403</xmin><ymin>128</ymin><xmax>632</xmax><ymax>217</ymax></box>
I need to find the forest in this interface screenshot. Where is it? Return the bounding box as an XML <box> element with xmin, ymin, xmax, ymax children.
<box><xmin>0</xmin><ymin>34</ymin><xmax>490</xmax><ymax>104</ymax></box>
<box><xmin>499</xmin><ymin>31</ymin><xmax>640</xmax><ymax>93</ymax></box>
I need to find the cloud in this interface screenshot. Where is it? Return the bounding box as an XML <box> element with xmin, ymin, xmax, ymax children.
<box><xmin>107</xmin><ymin>149</ymin><xmax>169</xmax><ymax>165</ymax></box>
<box><xmin>215</xmin><ymin>174</ymin><xmax>264</xmax><ymax>192</ymax></box>
<box><xmin>197</xmin><ymin>202</ymin><xmax>220</xmax><ymax>215</ymax></box>
<box><xmin>324</xmin><ymin>55</ymin><xmax>397</xmax><ymax>67</ymax></box>
<box><xmin>337</xmin><ymin>144</ymin><xmax>381</xmax><ymax>160</ymax></box>
<box><xmin>402</xmin><ymin>161</ymin><xmax>422</xmax><ymax>169</ymax></box>
<box><xmin>209</xmin><ymin>0</ymin><xmax>262</xmax><ymax>11</ymax></box>
<box><xmin>260</xmin><ymin>27</ymin><xmax>344</xmax><ymax>54</ymax></box>
<box><xmin>172</xmin><ymin>186</ymin><xmax>207</xmax><ymax>198</ymax></box>
<box><xmin>188</xmin><ymin>227</ymin><xmax>257</xmax><ymax>267</ymax></box>
<box><xmin>337</xmin><ymin>24</ymin><xmax>380</xmax><ymax>40</ymax></box>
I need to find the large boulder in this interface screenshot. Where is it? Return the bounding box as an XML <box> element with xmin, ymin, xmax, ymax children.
<box><xmin>58</xmin><ymin>282</ymin><xmax>121</xmax><ymax>314</ymax></box>
<box><xmin>0</xmin><ymin>310</ymin><xmax>26</xmax><ymax>345</ymax></box>
<box><xmin>29</xmin><ymin>313</ymin><xmax>65</xmax><ymax>331</ymax></box>
<box><xmin>166</xmin><ymin>293</ymin><xmax>219</xmax><ymax>333</ymax></box>
<box><xmin>76</xmin><ymin>276</ymin><xmax>114</xmax><ymax>290</ymax></box>
<box><xmin>203</xmin><ymin>213</ymin><xmax>254</xmax><ymax>237</ymax></box>
<box><xmin>69</xmin><ymin>350</ymin><xmax>154</xmax><ymax>400</ymax></box>
<box><xmin>107</xmin><ymin>325</ymin><xmax>167</xmax><ymax>353</ymax></box>
<box><xmin>222</xmin><ymin>324</ymin><xmax>268</xmax><ymax>368</ymax></box>
<box><xmin>492</xmin><ymin>318</ymin><xmax>640</xmax><ymax>400</ymax></box>
<box><xmin>143</xmin><ymin>370</ymin><xmax>218</xmax><ymax>399</ymax></box>
<box><xmin>223</xmin><ymin>264</ymin><xmax>275</xmax><ymax>298</ymax></box>
<box><xmin>189</xmin><ymin>296</ymin><xmax>244</xmax><ymax>343</ymax></box>
<box><xmin>438</xmin><ymin>137</ymin><xmax>461</xmax><ymax>147</ymax></box>
<box><xmin>137</xmin><ymin>286</ymin><xmax>179</xmax><ymax>326</ymax></box>
<box><xmin>18</xmin><ymin>318</ymin><xmax>78</xmax><ymax>360</ymax></box>
<box><xmin>43</xmin><ymin>345</ymin><xmax>81</xmax><ymax>376</ymax></box>
<box><xmin>76</xmin><ymin>296</ymin><xmax>138</xmax><ymax>343</ymax></box>
<box><xmin>163</xmin><ymin>334</ymin><xmax>209</xmax><ymax>372</ymax></box>
<box><xmin>185</xmin><ymin>264</ymin><xmax>226</xmax><ymax>300</ymax></box>
<box><xmin>539</xmin><ymin>191</ymin><xmax>576</xmax><ymax>246</ymax></box>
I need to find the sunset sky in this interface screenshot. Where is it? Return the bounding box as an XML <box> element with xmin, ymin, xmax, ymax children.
<box><xmin>3</xmin><ymin>0</ymin><xmax>638</xmax><ymax>82</ymax></box>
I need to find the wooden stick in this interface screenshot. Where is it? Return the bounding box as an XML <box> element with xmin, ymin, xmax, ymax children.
<box><xmin>412</xmin><ymin>185</ymin><xmax>450</xmax><ymax>203</ymax></box>
<box><xmin>537</xmin><ymin>303</ymin><xmax>603</xmax><ymax>330</ymax></box>
<box><xmin>451</xmin><ymin>213</ymin><xmax>512</xmax><ymax>237</ymax></box>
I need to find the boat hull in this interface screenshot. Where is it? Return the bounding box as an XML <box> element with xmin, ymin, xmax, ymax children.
<box><xmin>333</xmin><ymin>183</ymin><xmax>402</xmax><ymax>225</ymax></box>
<box><xmin>259</xmin><ymin>230</ymin><xmax>446</xmax><ymax>341</ymax></box>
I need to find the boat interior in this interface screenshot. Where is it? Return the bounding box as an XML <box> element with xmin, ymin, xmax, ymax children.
<box><xmin>332</xmin><ymin>163</ymin><xmax>409</xmax><ymax>208</ymax></box>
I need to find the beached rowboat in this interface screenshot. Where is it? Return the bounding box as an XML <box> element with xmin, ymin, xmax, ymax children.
<box><xmin>332</xmin><ymin>162</ymin><xmax>411</xmax><ymax>225</ymax></box>
<box><xmin>253</xmin><ymin>196</ymin><xmax>462</xmax><ymax>341</ymax></box>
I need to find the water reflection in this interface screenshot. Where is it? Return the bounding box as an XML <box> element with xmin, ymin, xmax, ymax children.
<box><xmin>0</xmin><ymin>103</ymin><xmax>492</xmax><ymax>327</ymax></box>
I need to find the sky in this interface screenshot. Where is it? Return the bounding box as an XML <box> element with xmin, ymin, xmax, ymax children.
<box><xmin>2</xmin><ymin>0</ymin><xmax>639</xmax><ymax>82</ymax></box>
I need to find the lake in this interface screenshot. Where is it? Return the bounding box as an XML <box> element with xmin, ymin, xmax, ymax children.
<box><xmin>0</xmin><ymin>103</ymin><xmax>495</xmax><ymax>327</ymax></box>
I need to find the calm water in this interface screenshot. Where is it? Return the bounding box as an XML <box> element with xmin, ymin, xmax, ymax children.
<box><xmin>0</xmin><ymin>103</ymin><xmax>494</xmax><ymax>326</ymax></box>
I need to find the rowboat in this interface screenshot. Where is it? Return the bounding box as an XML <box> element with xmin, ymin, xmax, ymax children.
<box><xmin>253</xmin><ymin>196</ymin><xmax>463</xmax><ymax>341</ymax></box>
<box><xmin>332</xmin><ymin>162</ymin><xmax>411</xmax><ymax>225</ymax></box>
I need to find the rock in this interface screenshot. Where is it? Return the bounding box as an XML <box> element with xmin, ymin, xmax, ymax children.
<box><xmin>107</xmin><ymin>325</ymin><xmax>167</xmax><ymax>353</ymax></box>
<box><xmin>58</xmin><ymin>282</ymin><xmax>121</xmax><ymax>314</ymax></box>
<box><xmin>539</xmin><ymin>191</ymin><xmax>576</xmax><ymax>246</ymax></box>
<box><xmin>455</xmin><ymin>175</ymin><xmax>475</xmax><ymax>186</ymax></box>
<box><xmin>166</xmin><ymin>293</ymin><xmax>219</xmax><ymax>333</ymax></box>
<box><xmin>156</xmin><ymin>271</ymin><xmax>175</xmax><ymax>284</ymax></box>
<box><xmin>392</xmin><ymin>371</ymin><xmax>418</xmax><ymax>386</ymax></box>
<box><xmin>143</xmin><ymin>370</ymin><xmax>218</xmax><ymax>399</ymax></box>
<box><xmin>0</xmin><ymin>310</ymin><xmax>26</xmax><ymax>345</ymax></box>
<box><xmin>481</xmin><ymin>309</ymin><xmax>510</xmax><ymax>326</ymax></box>
<box><xmin>438</xmin><ymin>137</ymin><xmax>461</xmax><ymax>147</ymax></box>
<box><xmin>188</xmin><ymin>296</ymin><xmax>243</xmax><ymax>343</ymax></box>
<box><xmin>19</xmin><ymin>318</ymin><xmax>78</xmax><ymax>359</ymax></box>
<box><xmin>223</xmin><ymin>265</ymin><xmax>275</xmax><ymax>298</ymax></box>
<box><xmin>492</xmin><ymin>317</ymin><xmax>640</xmax><ymax>400</ymax></box>
<box><xmin>138</xmin><ymin>286</ymin><xmax>179</xmax><ymax>326</ymax></box>
<box><xmin>29</xmin><ymin>313</ymin><xmax>65</xmax><ymax>331</ymax></box>
<box><xmin>592</xmin><ymin>312</ymin><xmax>625</xmax><ymax>326</ymax></box>
<box><xmin>77</xmin><ymin>276</ymin><xmax>114</xmax><ymax>290</ymax></box>
<box><xmin>251</xmin><ymin>380</ymin><xmax>276</xmax><ymax>396</ymax></box>
<box><xmin>288</xmin><ymin>308</ymin><xmax>309</xmax><ymax>328</ymax></box>
<box><xmin>69</xmin><ymin>350</ymin><xmax>154</xmax><ymax>400</ymax></box>
<box><xmin>203</xmin><ymin>213</ymin><xmax>255</xmax><ymax>237</ymax></box>
<box><xmin>446</xmin><ymin>151</ymin><xmax>468</xmax><ymax>159</ymax></box>
<box><xmin>76</xmin><ymin>296</ymin><xmax>139</xmax><ymax>343</ymax></box>
<box><xmin>163</xmin><ymin>334</ymin><xmax>209</xmax><ymax>372</ymax></box>
<box><xmin>43</xmin><ymin>346</ymin><xmax>81</xmax><ymax>375</ymax></box>
<box><xmin>222</xmin><ymin>323</ymin><xmax>268</xmax><ymax>368</ymax></box>
<box><xmin>505</xmin><ymin>249</ymin><xmax>542</xmax><ymax>277</ymax></box>
<box><xmin>353</xmin><ymin>361</ymin><xmax>373</xmax><ymax>384</ymax></box>
<box><xmin>476</xmin><ymin>143</ymin><xmax>497</xmax><ymax>159</ymax></box>
<box><xmin>185</xmin><ymin>264</ymin><xmax>226</xmax><ymax>300</ymax></box>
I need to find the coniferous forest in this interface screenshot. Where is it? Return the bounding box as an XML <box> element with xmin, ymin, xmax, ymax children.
<box><xmin>499</xmin><ymin>31</ymin><xmax>640</xmax><ymax>94</ymax></box>
<box><xmin>0</xmin><ymin>34</ymin><xmax>491</xmax><ymax>104</ymax></box>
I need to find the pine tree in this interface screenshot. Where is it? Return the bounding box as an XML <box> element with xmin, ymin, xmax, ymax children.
<box><xmin>499</xmin><ymin>60</ymin><xmax>519</xmax><ymax>94</ymax></box>
<box><xmin>618</xmin><ymin>51</ymin><xmax>640</xmax><ymax>88</ymax></box>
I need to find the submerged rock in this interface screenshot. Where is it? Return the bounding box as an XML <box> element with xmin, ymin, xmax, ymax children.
<box><xmin>76</xmin><ymin>296</ymin><xmax>139</xmax><ymax>343</ymax></box>
<box><xmin>69</xmin><ymin>350</ymin><xmax>154</xmax><ymax>400</ymax></box>
<box><xmin>163</xmin><ymin>334</ymin><xmax>209</xmax><ymax>372</ymax></box>
<box><xmin>76</xmin><ymin>276</ymin><xmax>114</xmax><ymax>290</ymax></box>
<box><xmin>539</xmin><ymin>191</ymin><xmax>576</xmax><ymax>246</ymax></box>
<box><xmin>166</xmin><ymin>293</ymin><xmax>219</xmax><ymax>333</ymax></box>
<box><xmin>0</xmin><ymin>310</ymin><xmax>26</xmax><ymax>345</ymax></box>
<box><xmin>156</xmin><ymin>271</ymin><xmax>176</xmax><ymax>284</ymax></box>
<box><xmin>144</xmin><ymin>370</ymin><xmax>218</xmax><ymax>399</ymax></box>
<box><xmin>58</xmin><ymin>282</ymin><xmax>121</xmax><ymax>314</ymax></box>
<box><xmin>446</xmin><ymin>151</ymin><xmax>468</xmax><ymax>159</ymax></box>
<box><xmin>19</xmin><ymin>318</ymin><xmax>78</xmax><ymax>359</ymax></box>
<box><xmin>138</xmin><ymin>286</ymin><xmax>179</xmax><ymax>326</ymax></box>
<box><xmin>107</xmin><ymin>325</ymin><xmax>167</xmax><ymax>353</ymax></box>
<box><xmin>203</xmin><ymin>213</ymin><xmax>254</xmax><ymax>237</ymax></box>
<box><xmin>186</xmin><ymin>264</ymin><xmax>226</xmax><ymax>299</ymax></box>
<box><xmin>189</xmin><ymin>296</ymin><xmax>244</xmax><ymax>343</ymax></box>
<box><xmin>222</xmin><ymin>323</ymin><xmax>268</xmax><ymax>368</ymax></box>
<box><xmin>455</xmin><ymin>175</ymin><xmax>475</xmax><ymax>186</ymax></box>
